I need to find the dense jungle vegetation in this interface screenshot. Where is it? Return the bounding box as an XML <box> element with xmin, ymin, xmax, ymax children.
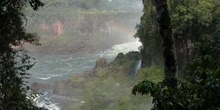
<box><xmin>133</xmin><ymin>0</ymin><xmax>220</xmax><ymax>110</ymax></box>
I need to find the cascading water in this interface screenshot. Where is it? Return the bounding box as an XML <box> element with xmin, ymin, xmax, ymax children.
<box><xmin>134</xmin><ymin>60</ymin><xmax>142</xmax><ymax>75</ymax></box>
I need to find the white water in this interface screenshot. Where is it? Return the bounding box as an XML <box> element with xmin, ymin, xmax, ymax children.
<box><xmin>37</xmin><ymin>99</ymin><xmax>60</xmax><ymax>110</ymax></box>
<box><xmin>99</xmin><ymin>41</ymin><xmax>142</xmax><ymax>59</ymax></box>
<box><xmin>35</xmin><ymin>93</ymin><xmax>61</xmax><ymax>110</ymax></box>
<box><xmin>29</xmin><ymin>41</ymin><xmax>142</xmax><ymax>83</ymax></box>
<box><xmin>29</xmin><ymin>41</ymin><xmax>142</xmax><ymax>110</ymax></box>
<box><xmin>134</xmin><ymin>60</ymin><xmax>142</xmax><ymax>75</ymax></box>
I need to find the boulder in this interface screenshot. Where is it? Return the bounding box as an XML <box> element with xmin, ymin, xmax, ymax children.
<box><xmin>116</xmin><ymin>52</ymin><xmax>125</xmax><ymax>59</ymax></box>
<box><xmin>94</xmin><ymin>57</ymin><xmax>107</xmax><ymax>69</ymax></box>
<box><xmin>112</xmin><ymin>51</ymin><xmax>140</xmax><ymax>64</ymax></box>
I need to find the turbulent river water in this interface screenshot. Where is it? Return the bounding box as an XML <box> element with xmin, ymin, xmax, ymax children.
<box><xmin>28</xmin><ymin>41</ymin><xmax>142</xmax><ymax>110</ymax></box>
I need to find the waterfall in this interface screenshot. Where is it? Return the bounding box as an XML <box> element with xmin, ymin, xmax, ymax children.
<box><xmin>134</xmin><ymin>60</ymin><xmax>141</xmax><ymax>75</ymax></box>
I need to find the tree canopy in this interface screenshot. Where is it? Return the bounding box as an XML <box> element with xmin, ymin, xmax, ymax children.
<box><xmin>133</xmin><ymin>0</ymin><xmax>220</xmax><ymax>109</ymax></box>
<box><xmin>136</xmin><ymin>0</ymin><xmax>220</xmax><ymax>74</ymax></box>
<box><xmin>0</xmin><ymin>0</ymin><xmax>44</xmax><ymax>109</ymax></box>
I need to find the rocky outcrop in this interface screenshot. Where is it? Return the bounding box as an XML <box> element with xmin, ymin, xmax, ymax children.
<box><xmin>114</xmin><ymin>52</ymin><xmax>124</xmax><ymax>61</ymax></box>
<box><xmin>112</xmin><ymin>51</ymin><xmax>140</xmax><ymax>64</ymax></box>
<box><xmin>94</xmin><ymin>57</ymin><xmax>107</xmax><ymax>69</ymax></box>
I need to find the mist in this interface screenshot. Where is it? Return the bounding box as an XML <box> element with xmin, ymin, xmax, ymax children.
<box><xmin>25</xmin><ymin>0</ymin><xmax>142</xmax><ymax>54</ymax></box>
<box><xmin>22</xmin><ymin>0</ymin><xmax>152</xmax><ymax>110</ymax></box>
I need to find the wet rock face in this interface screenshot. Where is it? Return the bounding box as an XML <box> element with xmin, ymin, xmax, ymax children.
<box><xmin>95</xmin><ymin>57</ymin><xmax>107</xmax><ymax>69</ymax></box>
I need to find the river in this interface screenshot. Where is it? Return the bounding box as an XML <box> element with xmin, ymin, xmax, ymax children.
<box><xmin>28</xmin><ymin>41</ymin><xmax>142</xmax><ymax>110</ymax></box>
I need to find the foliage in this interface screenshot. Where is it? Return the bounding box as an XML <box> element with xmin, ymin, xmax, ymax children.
<box><xmin>135</xmin><ymin>0</ymin><xmax>220</xmax><ymax>74</ymax></box>
<box><xmin>133</xmin><ymin>37</ymin><xmax>220</xmax><ymax>110</ymax></box>
<box><xmin>0</xmin><ymin>0</ymin><xmax>44</xmax><ymax>109</ymax></box>
<box><xmin>135</xmin><ymin>0</ymin><xmax>162</xmax><ymax>67</ymax></box>
<box><xmin>135</xmin><ymin>66</ymin><xmax>164</xmax><ymax>83</ymax></box>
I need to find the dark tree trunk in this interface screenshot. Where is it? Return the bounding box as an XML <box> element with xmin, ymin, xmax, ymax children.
<box><xmin>154</xmin><ymin>0</ymin><xmax>177</xmax><ymax>87</ymax></box>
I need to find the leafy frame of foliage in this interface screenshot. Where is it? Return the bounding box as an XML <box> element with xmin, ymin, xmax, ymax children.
<box><xmin>133</xmin><ymin>37</ymin><xmax>220</xmax><ymax>110</ymax></box>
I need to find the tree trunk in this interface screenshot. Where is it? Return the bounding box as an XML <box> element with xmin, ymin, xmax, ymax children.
<box><xmin>154</xmin><ymin>0</ymin><xmax>177</xmax><ymax>87</ymax></box>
